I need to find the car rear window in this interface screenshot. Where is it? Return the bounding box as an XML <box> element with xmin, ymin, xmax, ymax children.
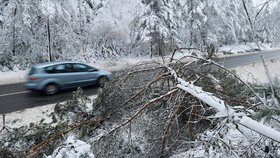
<box><xmin>28</xmin><ymin>67</ymin><xmax>36</xmax><ymax>75</ymax></box>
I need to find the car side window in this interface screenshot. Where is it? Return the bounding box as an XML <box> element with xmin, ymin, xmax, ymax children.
<box><xmin>45</xmin><ymin>66</ymin><xmax>55</xmax><ymax>73</ymax></box>
<box><xmin>45</xmin><ymin>64</ymin><xmax>68</xmax><ymax>73</ymax></box>
<box><xmin>55</xmin><ymin>64</ymin><xmax>65</xmax><ymax>73</ymax></box>
<box><xmin>64</xmin><ymin>64</ymin><xmax>74</xmax><ymax>72</ymax></box>
<box><xmin>45</xmin><ymin>63</ymin><xmax>93</xmax><ymax>73</ymax></box>
<box><xmin>72</xmin><ymin>63</ymin><xmax>90</xmax><ymax>72</ymax></box>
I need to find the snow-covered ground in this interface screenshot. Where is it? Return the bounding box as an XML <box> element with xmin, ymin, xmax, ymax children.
<box><xmin>0</xmin><ymin>95</ymin><xmax>97</xmax><ymax>129</ymax></box>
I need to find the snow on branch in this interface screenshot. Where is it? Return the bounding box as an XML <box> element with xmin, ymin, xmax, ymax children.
<box><xmin>170</xmin><ymin>54</ymin><xmax>265</xmax><ymax>106</ymax></box>
<box><xmin>168</xmin><ymin>66</ymin><xmax>280</xmax><ymax>142</ymax></box>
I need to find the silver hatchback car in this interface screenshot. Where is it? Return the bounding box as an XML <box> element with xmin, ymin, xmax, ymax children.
<box><xmin>25</xmin><ymin>61</ymin><xmax>112</xmax><ymax>95</ymax></box>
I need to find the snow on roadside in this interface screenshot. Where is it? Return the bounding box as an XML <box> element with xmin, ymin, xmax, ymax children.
<box><xmin>218</xmin><ymin>43</ymin><xmax>271</xmax><ymax>55</ymax></box>
<box><xmin>0</xmin><ymin>95</ymin><xmax>97</xmax><ymax>128</ymax></box>
<box><xmin>0</xmin><ymin>70</ymin><xmax>27</xmax><ymax>86</ymax></box>
<box><xmin>233</xmin><ymin>57</ymin><xmax>280</xmax><ymax>84</ymax></box>
<box><xmin>0</xmin><ymin>103</ymin><xmax>54</xmax><ymax>129</ymax></box>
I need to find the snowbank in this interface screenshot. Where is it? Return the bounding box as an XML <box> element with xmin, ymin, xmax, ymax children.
<box><xmin>0</xmin><ymin>71</ymin><xmax>27</xmax><ymax>86</ymax></box>
<box><xmin>0</xmin><ymin>103</ymin><xmax>54</xmax><ymax>128</ymax></box>
<box><xmin>233</xmin><ymin>57</ymin><xmax>280</xmax><ymax>84</ymax></box>
<box><xmin>218</xmin><ymin>43</ymin><xmax>271</xmax><ymax>55</ymax></box>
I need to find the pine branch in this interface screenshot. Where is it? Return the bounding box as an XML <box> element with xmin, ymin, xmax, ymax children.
<box><xmin>99</xmin><ymin>88</ymin><xmax>178</xmax><ymax>141</ymax></box>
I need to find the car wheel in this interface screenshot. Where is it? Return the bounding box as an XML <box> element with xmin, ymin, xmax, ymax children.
<box><xmin>44</xmin><ymin>84</ymin><xmax>59</xmax><ymax>95</ymax></box>
<box><xmin>98</xmin><ymin>76</ymin><xmax>108</xmax><ymax>88</ymax></box>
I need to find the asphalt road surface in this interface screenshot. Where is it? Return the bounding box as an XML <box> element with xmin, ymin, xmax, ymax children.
<box><xmin>0</xmin><ymin>50</ymin><xmax>280</xmax><ymax>114</ymax></box>
<box><xmin>0</xmin><ymin>84</ymin><xmax>99</xmax><ymax>114</ymax></box>
<box><xmin>216</xmin><ymin>49</ymin><xmax>280</xmax><ymax>68</ymax></box>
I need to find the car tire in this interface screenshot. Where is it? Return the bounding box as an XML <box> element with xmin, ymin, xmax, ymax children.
<box><xmin>44</xmin><ymin>84</ymin><xmax>59</xmax><ymax>95</ymax></box>
<box><xmin>98</xmin><ymin>76</ymin><xmax>108</xmax><ymax>88</ymax></box>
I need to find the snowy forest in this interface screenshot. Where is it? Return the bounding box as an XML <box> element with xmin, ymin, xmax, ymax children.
<box><xmin>0</xmin><ymin>0</ymin><xmax>279</xmax><ymax>70</ymax></box>
<box><xmin>2</xmin><ymin>0</ymin><xmax>280</xmax><ymax>158</ymax></box>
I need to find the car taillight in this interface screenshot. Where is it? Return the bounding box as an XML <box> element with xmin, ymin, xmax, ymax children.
<box><xmin>29</xmin><ymin>76</ymin><xmax>39</xmax><ymax>80</ymax></box>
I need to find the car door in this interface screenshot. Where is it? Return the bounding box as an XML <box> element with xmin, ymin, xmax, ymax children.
<box><xmin>72</xmin><ymin>63</ymin><xmax>100</xmax><ymax>86</ymax></box>
<box><xmin>45</xmin><ymin>63</ymin><xmax>81</xmax><ymax>88</ymax></box>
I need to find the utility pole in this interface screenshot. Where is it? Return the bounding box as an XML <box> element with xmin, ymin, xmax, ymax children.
<box><xmin>12</xmin><ymin>7</ymin><xmax>17</xmax><ymax>56</ymax></box>
<box><xmin>47</xmin><ymin>17</ymin><xmax>52</xmax><ymax>62</ymax></box>
<box><xmin>189</xmin><ymin>0</ymin><xmax>194</xmax><ymax>47</ymax></box>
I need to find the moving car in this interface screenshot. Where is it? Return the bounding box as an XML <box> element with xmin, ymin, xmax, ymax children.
<box><xmin>25</xmin><ymin>61</ymin><xmax>112</xmax><ymax>95</ymax></box>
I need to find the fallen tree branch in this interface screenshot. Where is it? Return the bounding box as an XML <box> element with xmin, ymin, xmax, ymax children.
<box><xmin>160</xmin><ymin>92</ymin><xmax>188</xmax><ymax>157</ymax></box>
<box><xmin>173</xmin><ymin>73</ymin><xmax>280</xmax><ymax>142</ymax></box>
<box><xmin>100</xmin><ymin>88</ymin><xmax>179</xmax><ymax>141</ymax></box>
<box><xmin>121</xmin><ymin>64</ymin><xmax>165</xmax><ymax>82</ymax></box>
<box><xmin>170</xmin><ymin>53</ymin><xmax>265</xmax><ymax>106</ymax></box>
<box><xmin>166</xmin><ymin>57</ymin><xmax>280</xmax><ymax>142</ymax></box>
<box><xmin>170</xmin><ymin>48</ymin><xmax>201</xmax><ymax>62</ymax></box>
<box><xmin>120</xmin><ymin>72</ymin><xmax>170</xmax><ymax>107</ymax></box>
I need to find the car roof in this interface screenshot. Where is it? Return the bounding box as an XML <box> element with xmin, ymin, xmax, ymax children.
<box><xmin>33</xmin><ymin>61</ymin><xmax>87</xmax><ymax>68</ymax></box>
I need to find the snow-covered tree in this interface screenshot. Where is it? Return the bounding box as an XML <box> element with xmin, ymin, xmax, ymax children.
<box><xmin>131</xmin><ymin>0</ymin><xmax>183</xmax><ymax>57</ymax></box>
<box><xmin>130</xmin><ymin>0</ymin><xmax>254</xmax><ymax>57</ymax></box>
<box><xmin>256</xmin><ymin>1</ymin><xmax>280</xmax><ymax>46</ymax></box>
<box><xmin>190</xmin><ymin>0</ymin><xmax>253</xmax><ymax>49</ymax></box>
